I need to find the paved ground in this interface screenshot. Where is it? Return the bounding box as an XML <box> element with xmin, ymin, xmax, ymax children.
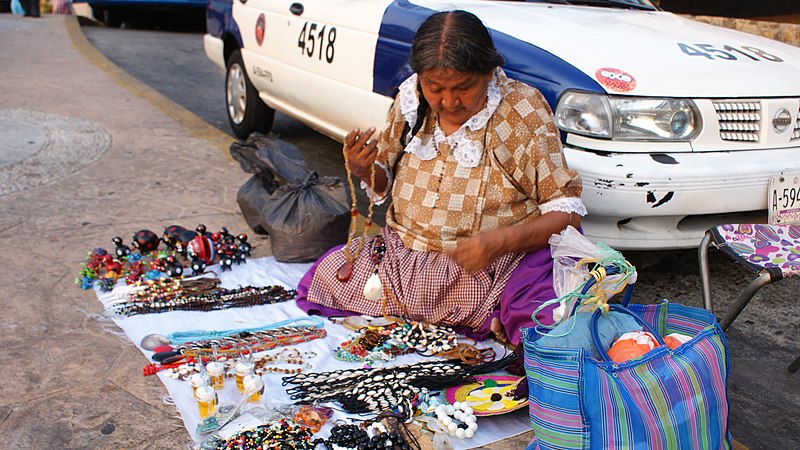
<box><xmin>0</xmin><ymin>12</ymin><xmax>797</xmax><ymax>450</ymax></box>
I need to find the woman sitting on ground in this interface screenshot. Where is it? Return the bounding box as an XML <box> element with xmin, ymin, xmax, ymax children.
<box><xmin>296</xmin><ymin>10</ymin><xmax>586</xmax><ymax>347</ymax></box>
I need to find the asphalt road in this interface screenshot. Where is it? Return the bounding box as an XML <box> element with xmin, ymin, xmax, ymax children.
<box><xmin>81</xmin><ymin>20</ymin><xmax>800</xmax><ymax>449</ymax></box>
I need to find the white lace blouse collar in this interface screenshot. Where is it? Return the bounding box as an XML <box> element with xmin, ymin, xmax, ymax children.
<box><xmin>397</xmin><ymin>68</ymin><xmax>502</xmax><ymax>168</ymax></box>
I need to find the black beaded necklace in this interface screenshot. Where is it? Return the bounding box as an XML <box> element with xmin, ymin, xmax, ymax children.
<box><xmin>115</xmin><ymin>284</ymin><xmax>297</xmax><ymax>316</ymax></box>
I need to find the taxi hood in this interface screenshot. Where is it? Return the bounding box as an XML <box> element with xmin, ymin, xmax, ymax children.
<box><xmin>451</xmin><ymin>2</ymin><xmax>800</xmax><ymax>98</ymax></box>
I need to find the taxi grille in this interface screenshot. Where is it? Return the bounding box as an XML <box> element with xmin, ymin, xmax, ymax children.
<box><xmin>713</xmin><ymin>100</ymin><xmax>761</xmax><ymax>142</ymax></box>
<box><xmin>793</xmin><ymin>102</ymin><xmax>800</xmax><ymax>142</ymax></box>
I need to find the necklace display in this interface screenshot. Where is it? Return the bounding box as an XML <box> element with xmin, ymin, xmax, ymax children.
<box><xmin>337</xmin><ymin>142</ymin><xmax>377</xmax><ymax>282</ymax></box>
<box><xmin>143</xmin><ymin>325</ymin><xmax>326</xmax><ymax>376</ymax></box>
<box><xmin>282</xmin><ymin>358</ymin><xmax>504</xmax><ymax>415</ymax></box>
<box><xmin>115</xmin><ymin>282</ymin><xmax>296</xmax><ymax>316</ymax></box>
<box><xmin>178</xmin><ymin>325</ymin><xmax>327</xmax><ymax>359</ymax></box>
<box><xmin>166</xmin><ymin>348</ymin><xmax>317</xmax><ymax>380</ymax></box>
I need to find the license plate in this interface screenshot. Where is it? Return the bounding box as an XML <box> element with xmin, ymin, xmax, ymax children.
<box><xmin>768</xmin><ymin>172</ymin><xmax>800</xmax><ymax>225</ymax></box>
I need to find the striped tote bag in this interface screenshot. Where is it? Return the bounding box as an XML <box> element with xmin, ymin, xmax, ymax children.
<box><xmin>523</xmin><ymin>301</ymin><xmax>732</xmax><ymax>449</ymax></box>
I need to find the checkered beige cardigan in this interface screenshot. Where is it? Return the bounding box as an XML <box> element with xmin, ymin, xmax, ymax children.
<box><xmin>378</xmin><ymin>71</ymin><xmax>583</xmax><ymax>253</ymax></box>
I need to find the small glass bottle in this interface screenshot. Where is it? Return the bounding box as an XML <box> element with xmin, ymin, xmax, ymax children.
<box><xmin>190</xmin><ymin>372</ymin><xmax>209</xmax><ymax>398</ymax></box>
<box><xmin>243</xmin><ymin>374</ymin><xmax>264</xmax><ymax>403</ymax></box>
<box><xmin>234</xmin><ymin>359</ymin><xmax>254</xmax><ymax>393</ymax></box>
<box><xmin>195</xmin><ymin>385</ymin><xmax>217</xmax><ymax>418</ymax></box>
<box><xmin>206</xmin><ymin>361</ymin><xmax>225</xmax><ymax>390</ymax></box>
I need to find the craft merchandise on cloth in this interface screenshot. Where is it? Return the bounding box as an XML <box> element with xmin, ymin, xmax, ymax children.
<box><xmin>82</xmin><ymin>254</ymin><xmax>535</xmax><ymax>448</ymax></box>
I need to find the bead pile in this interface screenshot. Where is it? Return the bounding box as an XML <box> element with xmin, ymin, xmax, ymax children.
<box><xmin>206</xmin><ymin>419</ymin><xmax>314</xmax><ymax>450</ymax></box>
<box><xmin>334</xmin><ymin>327</ymin><xmax>413</xmax><ymax>364</ymax></box>
<box><xmin>313</xmin><ymin>421</ymin><xmax>414</xmax><ymax>450</ymax></box>
<box><xmin>315</xmin><ymin>423</ymin><xmax>369</xmax><ymax>449</ymax></box>
<box><xmin>389</xmin><ymin>321</ymin><xmax>458</xmax><ymax>355</ymax></box>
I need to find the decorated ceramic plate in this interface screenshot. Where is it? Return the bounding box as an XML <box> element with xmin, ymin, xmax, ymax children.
<box><xmin>444</xmin><ymin>375</ymin><xmax>527</xmax><ymax>416</ymax></box>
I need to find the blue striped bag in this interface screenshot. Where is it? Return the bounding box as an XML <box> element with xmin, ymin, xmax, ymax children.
<box><xmin>522</xmin><ymin>301</ymin><xmax>732</xmax><ymax>449</ymax></box>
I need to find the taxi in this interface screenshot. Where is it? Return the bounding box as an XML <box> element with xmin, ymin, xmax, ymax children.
<box><xmin>204</xmin><ymin>0</ymin><xmax>800</xmax><ymax>250</ymax></box>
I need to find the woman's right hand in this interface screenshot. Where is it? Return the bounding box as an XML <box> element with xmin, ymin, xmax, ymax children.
<box><xmin>344</xmin><ymin>127</ymin><xmax>378</xmax><ymax>181</ymax></box>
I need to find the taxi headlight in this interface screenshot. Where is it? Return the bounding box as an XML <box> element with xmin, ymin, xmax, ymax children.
<box><xmin>555</xmin><ymin>91</ymin><xmax>701</xmax><ymax>141</ymax></box>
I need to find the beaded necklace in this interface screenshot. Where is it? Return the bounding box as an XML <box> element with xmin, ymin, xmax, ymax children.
<box><xmin>164</xmin><ymin>348</ymin><xmax>318</xmax><ymax>381</ymax></box>
<box><xmin>178</xmin><ymin>325</ymin><xmax>327</xmax><ymax>358</ymax></box>
<box><xmin>114</xmin><ymin>284</ymin><xmax>296</xmax><ymax>316</ymax></box>
<box><xmin>337</xmin><ymin>142</ymin><xmax>377</xmax><ymax>282</ymax></box>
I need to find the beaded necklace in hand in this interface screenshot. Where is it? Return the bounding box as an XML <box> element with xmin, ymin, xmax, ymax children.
<box><xmin>337</xmin><ymin>142</ymin><xmax>377</xmax><ymax>282</ymax></box>
<box><xmin>115</xmin><ymin>284</ymin><xmax>296</xmax><ymax>316</ymax></box>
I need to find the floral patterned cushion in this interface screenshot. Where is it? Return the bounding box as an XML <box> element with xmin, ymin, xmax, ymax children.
<box><xmin>710</xmin><ymin>224</ymin><xmax>800</xmax><ymax>277</ymax></box>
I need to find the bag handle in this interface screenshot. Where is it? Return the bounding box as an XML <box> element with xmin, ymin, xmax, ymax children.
<box><xmin>563</xmin><ymin>264</ymin><xmax>635</xmax><ymax>317</ymax></box>
<box><xmin>590</xmin><ymin>303</ymin><xmax>668</xmax><ymax>363</ymax></box>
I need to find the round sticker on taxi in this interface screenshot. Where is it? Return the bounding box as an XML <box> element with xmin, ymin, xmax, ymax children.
<box><xmin>595</xmin><ymin>68</ymin><xmax>636</xmax><ymax>93</ymax></box>
<box><xmin>255</xmin><ymin>14</ymin><xmax>266</xmax><ymax>46</ymax></box>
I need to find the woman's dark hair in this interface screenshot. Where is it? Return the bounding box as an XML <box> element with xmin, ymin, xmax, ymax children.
<box><xmin>400</xmin><ymin>10</ymin><xmax>504</xmax><ymax>149</ymax></box>
<box><xmin>410</xmin><ymin>10</ymin><xmax>504</xmax><ymax>75</ymax></box>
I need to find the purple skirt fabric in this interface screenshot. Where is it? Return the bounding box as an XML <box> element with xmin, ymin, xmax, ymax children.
<box><xmin>296</xmin><ymin>244</ymin><xmax>557</xmax><ymax>346</ymax></box>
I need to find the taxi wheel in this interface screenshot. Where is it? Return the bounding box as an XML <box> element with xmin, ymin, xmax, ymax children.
<box><xmin>226</xmin><ymin>49</ymin><xmax>274</xmax><ymax>139</ymax></box>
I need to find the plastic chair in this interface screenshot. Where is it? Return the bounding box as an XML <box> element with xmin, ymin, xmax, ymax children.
<box><xmin>698</xmin><ymin>223</ymin><xmax>800</xmax><ymax>373</ymax></box>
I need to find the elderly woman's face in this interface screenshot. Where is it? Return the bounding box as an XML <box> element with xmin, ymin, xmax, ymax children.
<box><xmin>418</xmin><ymin>68</ymin><xmax>493</xmax><ymax>129</ymax></box>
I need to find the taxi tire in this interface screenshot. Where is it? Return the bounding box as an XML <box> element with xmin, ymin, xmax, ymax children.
<box><xmin>226</xmin><ymin>49</ymin><xmax>274</xmax><ymax>139</ymax></box>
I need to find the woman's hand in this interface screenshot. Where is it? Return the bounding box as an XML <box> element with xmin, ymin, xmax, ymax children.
<box><xmin>344</xmin><ymin>127</ymin><xmax>378</xmax><ymax>181</ymax></box>
<box><xmin>446</xmin><ymin>211</ymin><xmax>580</xmax><ymax>272</ymax></box>
<box><xmin>446</xmin><ymin>232</ymin><xmax>503</xmax><ymax>273</ymax></box>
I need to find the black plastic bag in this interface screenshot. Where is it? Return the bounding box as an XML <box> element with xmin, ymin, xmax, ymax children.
<box><xmin>230</xmin><ymin>133</ymin><xmax>310</xmax><ymax>184</ymax></box>
<box><xmin>230</xmin><ymin>133</ymin><xmax>350</xmax><ymax>262</ymax></box>
<box><xmin>236</xmin><ymin>174</ymin><xmax>276</xmax><ymax>235</ymax></box>
<box><xmin>263</xmin><ymin>172</ymin><xmax>350</xmax><ymax>263</ymax></box>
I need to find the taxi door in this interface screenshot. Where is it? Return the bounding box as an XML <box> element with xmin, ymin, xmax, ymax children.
<box><xmin>233</xmin><ymin>0</ymin><xmax>396</xmax><ymax>140</ymax></box>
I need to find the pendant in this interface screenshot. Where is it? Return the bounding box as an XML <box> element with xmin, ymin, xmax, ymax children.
<box><xmin>363</xmin><ymin>272</ymin><xmax>383</xmax><ymax>301</ymax></box>
<box><xmin>337</xmin><ymin>261</ymin><xmax>353</xmax><ymax>282</ymax></box>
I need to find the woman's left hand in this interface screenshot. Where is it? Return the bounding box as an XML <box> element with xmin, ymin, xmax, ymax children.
<box><xmin>446</xmin><ymin>233</ymin><xmax>501</xmax><ymax>273</ymax></box>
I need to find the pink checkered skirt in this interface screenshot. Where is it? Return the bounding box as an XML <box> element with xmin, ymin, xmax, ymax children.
<box><xmin>304</xmin><ymin>227</ymin><xmax>522</xmax><ymax>329</ymax></box>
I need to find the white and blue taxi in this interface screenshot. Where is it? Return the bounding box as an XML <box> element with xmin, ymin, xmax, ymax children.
<box><xmin>204</xmin><ymin>0</ymin><xmax>800</xmax><ymax>250</ymax></box>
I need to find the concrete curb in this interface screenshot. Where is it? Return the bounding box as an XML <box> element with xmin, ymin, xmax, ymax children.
<box><xmin>64</xmin><ymin>14</ymin><xmax>237</xmax><ymax>159</ymax></box>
